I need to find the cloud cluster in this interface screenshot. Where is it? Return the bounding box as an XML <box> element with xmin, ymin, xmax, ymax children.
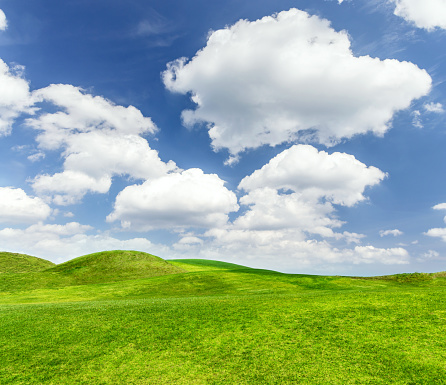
<box><xmin>107</xmin><ymin>168</ymin><xmax>239</xmax><ymax>230</ymax></box>
<box><xmin>27</xmin><ymin>84</ymin><xmax>177</xmax><ymax>204</ymax></box>
<box><xmin>391</xmin><ymin>0</ymin><xmax>446</xmax><ymax>30</ymax></box>
<box><xmin>164</xmin><ymin>8</ymin><xmax>431</xmax><ymax>160</ymax></box>
<box><xmin>180</xmin><ymin>144</ymin><xmax>403</xmax><ymax>268</ymax></box>
<box><xmin>0</xmin><ymin>187</ymin><xmax>51</xmax><ymax>223</ymax></box>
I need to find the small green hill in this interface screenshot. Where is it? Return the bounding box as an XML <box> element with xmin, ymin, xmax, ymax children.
<box><xmin>46</xmin><ymin>250</ymin><xmax>187</xmax><ymax>284</ymax></box>
<box><xmin>0</xmin><ymin>252</ymin><xmax>55</xmax><ymax>273</ymax></box>
<box><xmin>168</xmin><ymin>259</ymin><xmax>253</xmax><ymax>272</ymax></box>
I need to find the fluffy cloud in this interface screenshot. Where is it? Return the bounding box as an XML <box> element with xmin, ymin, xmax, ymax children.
<box><xmin>391</xmin><ymin>0</ymin><xmax>446</xmax><ymax>30</ymax></box>
<box><xmin>227</xmin><ymin>145</ymin><xmax>386</xmax><ymax>242</ymax></box>
<box><xmin>0</xmin><ymin>60</ymin><xmax>34</xmax><ymax>136</ymax></box>
<box><xmin>27</xmin><ymin>84</ymin><xmax>176</xmax><ymax>204</ymax></box>
<box><xmin>0</xmin><ymin>187</ymin><xmax>51</xmax><ymax>223</ymax></box>
<box><xmin>424</xmin><ymin>102</ymin><xmax>444</xmax><ymax>113</ymax></box>
<box><xmin>0</xmin><ymin>9</ymin><xmax>7</xmax><ymax>31</ymax></box>
<box><xmin>29</xmin><ymin>84</ymin><xmax>156</xmax><ymax>148</ymax></box>
<box><xmin>164</xmin><ymin>8</ymin><xmax>431</xmax><ymax>160</ymax></box>
<box><xmin>425</xmin><ymin>227</ymin><xmax>446</xmax><ymax>242</ymax></box>
<box><xmin>239</xmin><ymin>145</ymin><xmax>386</xmax><ymax>206</ymax></box>
<box><xmin>0</xmin><ymin>222</ymin><xmax>168</xmax><ymax>262</ymax></box>
<box><xmin>380</xmin><ymin>229</ymin><xmax>403</xmax><ymax>237</ymax></box>
<box><xmin>107</xmin><ymin>168</ymin><xmax>239</xmax><ymax>230</ymax></box>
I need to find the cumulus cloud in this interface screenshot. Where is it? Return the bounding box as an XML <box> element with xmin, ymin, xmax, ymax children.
<box><xmin>0</xmin><ymin>9</ymin><xmax>7</xmax><ymax>31</ymax></box>
<box><xmin>380</xmin><ymin>229</ymin><xmax>403</xmax><ymax>237</ymax></box>
<box><xmin>0</xmin><ymin>187</ymin><xmax>52</xmax><ymax>224</ymax></box>
<box><xmin>239</xmin><ymin>145</ymin><xmax>386</xmax><ymax>206</ymax></box>
<box><xmin>107</xmin><ymin>168</ymin><xmax>239</xmax><ymax>230</ymax></box>
<box><xmin>27</xmin><ymin>84</ymin><xmax>176</xmax><ymax>204</ymax></box>
<box><xmin>0</xmin><ymin>60</ymin><xmax>34</xmax><ymax>136</ymax></box>
<box><xmin>425</xmin><ymin>227</ymin><xmax>446</xmax><ymax>242</ymax></box>
<box><xmin>391</xmin><ymin>0</ymin><xmax>446</xmax><ymax>30</ymax></box>
<box><xmin>163</xmin><ymin>8</ymin><xmax>431</xmax><ymax>160</ymax></box>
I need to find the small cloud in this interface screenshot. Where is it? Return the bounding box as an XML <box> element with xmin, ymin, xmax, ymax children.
<box><xmin>380</xmin><ymin>229</ymin><xmax>403</xmax><ymax>237</ymax></box>
<box><xmin>411</xmin><ymin>110</ymin><xmax>423</xmax><ymax>128</ymax></box>
<box><xmin>433</xmin><ymin>203</ymin><xmax>446</xmax><ymax>210</ymax></box>
<box><xmin>63</xmin><ymin>211</ymin><xmax>75</xmax><ymax>218</ymax></box>
<box><xmin>416</xmin><ymin>249</ymin><xmax>444</xmax><ymax>262</ymax></box>
<box><xmin>27</xmin><ymin>151</ymin><xmax>45</xmax><ymax>162</ymax></box>
<box><xmin>424</xmin><ymin>102</ymin><xmax>444</xmax><ymax>114</ymax></box>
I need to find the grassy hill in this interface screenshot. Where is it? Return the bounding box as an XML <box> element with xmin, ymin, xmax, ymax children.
<box><xmin>0</xmin><ymin>250</ymin><xmax>187</xmax><ymax>293</ymax></box>
<box><xmin>0</xmin><ymin>252</ymin><xmax>55</xmax><ymax>273</ymax></box>
<box><xmin>1</xmin><ymin>250</ymin><xmax>446</xmax><ymax>384</ymax></box>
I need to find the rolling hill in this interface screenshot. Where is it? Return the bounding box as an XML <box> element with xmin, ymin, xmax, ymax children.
<box><xmin>0</xmin><ymin>251</ymin><xmax>55</xmax><ymax>273</ymax></box>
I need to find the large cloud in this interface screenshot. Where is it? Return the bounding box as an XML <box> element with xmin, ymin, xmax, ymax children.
<box><xmin>27</xmin><ymin>84</ymin><xmax>177</xmax><ymax>204</ymax></box>
<box><xmin>0</xmin><ymin>187</ymin><xmax>52</xmax><ymax>224</ymax></box>
<box><xmin>0</xmin><ymin>60</ymin><xmax>34</xmax><ymax>136</ymax></box>
<box><xmin>107</xmin><ymin>168</ymin><xmax>239</xmax><ymax>230</ymax></box>
<box><xmin>163</xmin><ymin>8</ymin><xmax>431</xmax><ymax>161</ymax></box>
<box><xmin>391</xmin><ymin>0</ymin><xmax>446</xmax><ymax>30</ymax></box>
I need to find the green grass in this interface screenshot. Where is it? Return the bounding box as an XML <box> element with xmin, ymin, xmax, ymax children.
<box><xmin>1</xmin><ymin>251</ymin><xmax>446</xmax><ymax>383</ymax></box>
<box><xmin>0</xmin><ymin>252</ymin><xmax>55</xmax><ymax>273</ymax></box>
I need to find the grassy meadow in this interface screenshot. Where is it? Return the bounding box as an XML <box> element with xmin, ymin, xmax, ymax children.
<box><xmin>1</xmin><ymin>251</ymin><xmax>446</xmax><ymax>384</ymax></box>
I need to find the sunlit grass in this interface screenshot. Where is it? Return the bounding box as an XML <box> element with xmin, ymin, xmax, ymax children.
<box><xmin>1</xmin><ymin>251</ymin><xmax>446</xmax><ymax>383</ymax></box>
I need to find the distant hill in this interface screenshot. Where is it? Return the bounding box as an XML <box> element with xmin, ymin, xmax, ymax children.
<box><xmin>168</xmin><ymin>259</ymin><xmax>254</xmax><ymax>272</ymax></box>
<box><xmin>46</xmin><ymin>250</ymin><xmax>187</xmax><ymax>284</ymax></box>
<box><xmin>0</xmin><ymin>252</ymin><xmax>55</xmax><ymax>274</ymax></box>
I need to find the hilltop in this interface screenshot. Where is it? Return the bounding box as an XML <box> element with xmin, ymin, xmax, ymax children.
<box><xmin>0</xmin><ymin>252</ymin><xmax>55</xmax><ymax>274</ymax></box>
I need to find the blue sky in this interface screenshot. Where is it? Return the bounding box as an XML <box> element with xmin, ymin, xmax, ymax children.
<box><xmin>0</xmin><ymin>0</ymin><xmax>446</xmax><ymax>275</ymax></box>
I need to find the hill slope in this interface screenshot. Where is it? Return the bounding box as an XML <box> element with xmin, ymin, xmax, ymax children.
<box><xmin>46</xmin><ymin>250</ymin><xmax>187</xmax><ymax>284</ymax></box>
<box><xmin>0</xmin><ymin>252</ymin><xmax>55</xmax><ymax>273</ymax></box>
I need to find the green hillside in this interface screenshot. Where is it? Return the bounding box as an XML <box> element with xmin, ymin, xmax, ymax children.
<box><xmin>0</xmin><ymin>252</ymin><xmax>55</xmax><ymax>273</ymax></box>
<box><xmin>1</xmin><ymin>250</ymin><xmax>446</xmax><ymax>383</ymax></box>
<box><xmin>0</xmin><ymin>250</ymin><xmax>187</xmax><ymax>293</ymax></box>
<box><xmin>47</xmin><ymin>250</ymin><xmax>187</xmax><ymax>284</ymax></box>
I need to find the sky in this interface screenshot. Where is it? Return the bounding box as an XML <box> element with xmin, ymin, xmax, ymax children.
<box><xmin>0</xmin><ymin>0</ymin><xmax>446</xmax><ymax>276</ymax></box>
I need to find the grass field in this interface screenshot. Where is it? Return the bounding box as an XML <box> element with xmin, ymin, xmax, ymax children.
<box><xmin>1</xmin><ymin>251</ymin><xmax>446</xmax><ymax>384</ymax></box>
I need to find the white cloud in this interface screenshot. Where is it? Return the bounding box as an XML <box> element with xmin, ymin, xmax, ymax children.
<box><xmin>0</xmin><ymin>187</ymin><xmax>52</xmax><ymax>224</ymax></box>
<box><xmin>200</xmin><ymin>228</ymin><xmax>409</xmax><ymax>269</ymax></box>
<box><xmin>107</xmin><ymin>168</ymin><xmax>239</xmax><ymax>230</ymax></box>
<box><xmin>0</xmin><ymin>60</ymin><xmax>34</xmax><ymax>136</ymax></box>
<box><xmin>164</xmin><ymin>8</ymin><xmax>431</xmax><ymax>159</ymax></box>
<box><xmin>416</xmin><ymin>249</ymin><xmax>443</xmax><ymax>262</ymax></box>
<box><xmin>380</xmin><ymin>229</ymin><xmax>404</xmax><ymax>237</ymax></box>
<box><xmin>239</xmin><ymin>145</ymin><xmax>386</xmax><ymax>207</ymax></box>
<box><xmin>411</xmin><ymin>110</ymin><xmax>423</xmax><ymax>129</ymax></box>
<box><xmin>425</xmin><ymin>227</ymin><xmax>446</xmax><ymax>242</ymax></box>
<box><xmin>27</xmin><ymin>84</ymin><xmax>176</xmax><ymax>204</ymax></box>
<box><xmin>0</xmin><ymin>9</ymin><xmax>7</xmax><ymax>31</ymax></box>
<box><xmin>234</xmin><ymin>187</ymin><xmax>343</xmax><ymax>234</ymax></box>
<box><xmin>434</xmin><ymin>203</ymin><xmax>446</xmax><ymax>210</ymax></box>
<box><xmin>29</xmin><ymin>84</ymin><xmax>157</xmax><ymax>148</ymax></box>
<box><xmin>424</xmin><ymin>102</ymin><xmax>444</xmax><ymax>113</ymax></box>
<box><xmin>391</xmin><ymin>0</ymin><xmax>446</xmax><ymax>30</ymax></box>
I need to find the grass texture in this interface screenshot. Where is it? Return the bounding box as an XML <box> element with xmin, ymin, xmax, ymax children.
<box><xmin>1</xmin><ymin>251</ymin><xmax>446</xmax><ymax>384</ymax></box>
